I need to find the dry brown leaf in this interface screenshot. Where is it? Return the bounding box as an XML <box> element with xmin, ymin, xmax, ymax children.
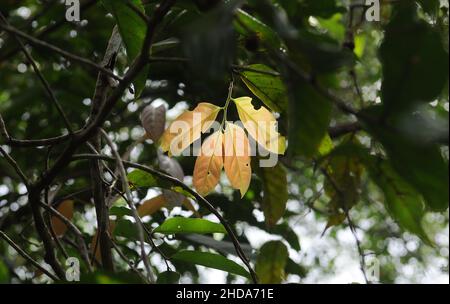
<box><xmin>141</xmin><ymin>103</ymin><xmax>166</xmax><ymax>142</ymax></box>
<box><xmin>50</xmin><ymin>200</ymin><xmax>74</xmax><ymax>237</ymax></box>
<box><xmin>137</xmin><ymin>194</ymin><xmax>167</xmax><ymax>217</ymax></box>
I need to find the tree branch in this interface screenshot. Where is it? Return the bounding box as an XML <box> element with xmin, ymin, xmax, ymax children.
<box><xmin>0</xmin><ymin>230</ymin><xmax>59</xmax><ymax>281</ymax></box>
<box><xmin>71</xmin><ymin>153</ymin><xmax>259</xmax><ymax>283</ymax></box>
<box><xmin>0</xmin><ymin>12</ymin><xmax>74</xmax><ymax>134</ymax></box>
<box><xmin>100</xmin><ymin>129</ymin><xmax>155</xmax><ymax>283</ymax></box>
<box><xmin>0</xmin><ymin>23</ymin><xmax>122</xmax><ymax>82</ymax></box>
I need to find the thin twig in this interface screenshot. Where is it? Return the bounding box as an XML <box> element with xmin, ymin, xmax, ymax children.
<box><xmin>0</xmin><ymin>23</ymin><xmax>122</xmax><ymax>82</ymax></box>
<box><xmin>0</xmin><ymin>146</ymin><xmax>29</xmax><ymax>186</ymax></box>
<box><xmin>100</xmin><ymin>129</ymin><xmax>155</xmax><ymax>283</ymax></box>
<box><xmin>71</xmin><ymin>153</ymin><xmax>259</xmax><ymax>283</ymax></box>
<box><xmin>39</xmin><ymin>201</ymin><xmax>93</xmax><ymax>272</ymax></box>
<box><xmin>0</xmin><ymin>230</ymin><xmax>59</xmax><ymax>281</ymax></box>
<box><xmin>0</xmin><ymin>12</ymin><xmax>74</xmax><ymax>134</ymax></box>
<box><xmin>108</xmin><ymin>231</ymin><xmax>150</xmax><ymax>284</ymax></box>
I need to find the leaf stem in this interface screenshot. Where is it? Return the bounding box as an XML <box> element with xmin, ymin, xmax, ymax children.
<box><xmin>221</xmin><ymin>80</ymin><xmax>235</xmax><ymax>131</ymax></box>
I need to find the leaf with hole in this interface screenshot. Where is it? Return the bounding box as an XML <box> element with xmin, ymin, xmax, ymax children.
<box><xmin>234</xmin><ymin>97</ymin><xmax>286</xmax><ymax>155</ymax></box>
<box><xmin>193</xmin><ymin>131</ymin><xmax>224</xmax><ymax>196</ymax></box>
<box><xmin>223</xmin><ymin>123</ymin><xmax>252</xmax><ymax>197</ymax></box>
<box><xmin>154</xmin><ymin>218</ymin><xmax>227</xmax><ymax>235</ymax></box>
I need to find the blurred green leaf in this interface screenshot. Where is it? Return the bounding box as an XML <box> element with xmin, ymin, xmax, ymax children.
<box><xmin>260</xmin><ymin>164</ymin><xmax>288</xmax><ymax>227</ymax></box>
<box><xmin>0</xmin><ymin>260</ymin><xmax>9</xmax><ymax>283</ymax></box>
<box><xmin>240</xmin><ymin>64</ymin><xmax>288</xmax><ymax>113</ymax></box>
<box><xmin>322</xmin><ymin>142</ymin><xmax>433</xmax><ymax>244</ymax></box>
<box><xmin>301</xmin><ymin>0</ymin><xmax>346</xmax><ymax>18</ymax></box>
<box><xmin>157</xmin><ymin>271</ymin><xmax>180</xmax><ymax>284</ymax></box>
<box><xmin>270</xmin><ymin>223</ymin><xmax>301</xmax><ymax>251</ymax></box>
<box><xmin>366</xmin><ymin>159</ymin><xmax>432</xmax><ymax>245</ymax></box>
<box><xmin>416</xmin><ymin>0</ymin><xmax>440</xmax><ymax>16</ymax></box>
<box><xmin>362</xmin><ymin>107</ymin><xmax>449</xmax><ymax>212</ymax></box>
<box><xmin>110</xmin><ymin>206</ymin><xmax>133</xmax><ymax>218</ymax></box>
<box><xmin>255</xmin><ymin>241</ymin><xmax>288</xmax><ymax>284</ymax></box>
<box><xmin>114</xmin><ymin>219</ymin><xmax>139</xmax><ymax>241</ymax></box>
<box><xmin>102</xmin><ymin>0</ymin><xmax>149</xmax><ymax>97</ymax></box>
<box><xmin>171</xmin><ymin>250</ymin><xmax>250</xmax><ymax>278</ymax></box>
<box><xmin>127</xmin><ymin>169</ymin><xmax>161</xmax><ymax>188</ymax></box>
<box><xmin>79</xmin><ymin>271</ymin><xmax>144</xmax><ymax>284</ymax></box>
<box><xmin>154</xmin><ymin>218</ymin><xmax>227</xmax><ymax>235</ymax></box>
<box><xmin>235</xmin><ymin>9</ymin><xmax>283</xmax><ymax>49</ymax></box>
<box><xmin>380</xmin><ymin>6</ymin><xmax>449</xmax><ymax>114</ymax></box>
<box><xmin>288</xmin><ymin>78</ymin><xmax>332</xmax><ymax>158</ymax></box>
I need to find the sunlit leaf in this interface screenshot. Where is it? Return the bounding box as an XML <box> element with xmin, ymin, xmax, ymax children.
<box><xmin>233</xmin><ymin>97</ymin><xmax>286</xmax><ymax>155</ymax></box>
<box><xmin>223</xmin><ymin>123</ymin><xmax>252</xmax><ymax>197</ymax></box>
<box><xmin>160</xmin><ymin>103</ymin><xmax>221</xmax><ymax>156</ymax></box>
<box><xmin>240</xmin><ymin>64</ymin><xmax>287</xmax><ymax>113</ymax></box>
<box><xmin>193</xmin><ymin>131</ymin><xmax>224</xmax><ymax>196</ymax></box>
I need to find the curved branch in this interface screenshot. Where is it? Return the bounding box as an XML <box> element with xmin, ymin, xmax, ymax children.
<box><xmin>71</xmin><ymin>153</ymin><xmax>259</xmax><ymax>284</ymax></box>
<box><xmin>0</xmin><ymin>230</ymin><xmax>59</xmax><ymax>281</ymax></box>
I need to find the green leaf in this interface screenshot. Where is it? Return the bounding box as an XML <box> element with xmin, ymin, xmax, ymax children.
<box><xmin>79</xmin><ymin>271</ymin><xmax>144</xmax><ymax>284</ymax></box>
<box><xmin>290</xmin><ymin>30</ymin><xmax>355</xmax><ymax>74</ymax></box>
<box><xmin>157</xmin><ymin>271</ymin><xmax>180</xmax><ymax>284</ymax></box>
<box><xmin>255</xmin><ymin>241</ymin><xmax>288</xmax><ymax>284</ymax></box>
<box><xmin>324</xmin><ymin>142</ymin><xmax>364</xmax><ymax>212</ymax></box>
<box><xmin>113</xmin><ymin>219</ymin><xmax>139</xmax><ymax>241</ymax></box>
<box><xmin>240</xmin><ymin>64</ymin><xmax>288</xmax><ymax>113</ymax></box>
<box><xmin>235</xmin><ymin>9</ymin><xmax>283</xmax><ymax>50</ymax></box>
<box><xmin>269</xmin><ymin>223</ymin><xmax>301</xmax><ymax>251</ymax></box>
<box><xmin>285</xmin><ymin>258</ymin><xmax>307</xmax><ymax>278</ymax></box>
<box><xmin>365</xmin><ymin>159</ymin><xmax>432</xmax><ymax>245</ymax></box>
<box><xmin>171</xmin><ymin>250</ymin><xmax>250</xmax><ymax>278</ymax></box>
<box><xmin>288</xmin><ymin>78</ymin><xmax>332</xmax><ymax>158</ymax></box>
<box><xmin>127</xmin><ymin>169</ymin><xmax>160</xmax><ymax>188</ymax></box>
<box><xmin>154</xmin><ymin>218</ymin><xmax>227</xmax><ymax>235</ymax></box>
<box><xmin>322</xmin><ymin>142</ymin><xmax>433</xmax><ymax>244</ymax></box>
<box><xmin>110</xmin><ymin>206</ymin><xmax>133</xmax><ymax>217</ymax></box>
<box><xmin>260</xmin><ymin>164</ymin><xmax>288</xmax><ymax>227</ymax></box>
<box><xmin>416</xmin><ymin>0</ymin><xmax>440</xmax><ymax>16</ymax></box>
<box><xmin>380</xmin><ymin>6</ymin><xmax>449</xmax><ymax>114</ymax></box>
<box><xmin>102</xmin><ymin>0</ymin><xmax>149</xmax><ymax>97</ymax></box>
<box><xmin>0</xmin><ymin>260</ymin><xmax>9</xmax><ymax>283</ymax></box>
<box><xmin>362</xmin><ymin>107</ymin><xmax>449</xmax><ymax>212</ymax></box>
<box><xmin>301</xmin><ymin>0</ymin><xmax>346</xmax><ymax>18</ymax></box>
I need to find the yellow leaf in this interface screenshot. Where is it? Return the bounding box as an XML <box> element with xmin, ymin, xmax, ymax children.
<box><xmin>137</xmin><ymin>195</ymin><xmax>167</xmax><ymax>217</ymax></box>
<box><xmin>50</xmin><ymin>200</ymin><xmax>74</xmax><ymax>237</ymax></box>
<box><xmin>223</xmin><ymin>123</ymin><xmax>252</xmax><ymax>197</ymax></box>
<box><xmin>234</xmin><ymin>97</ymin><xmax>286</xmax><ymax>155</ymax></box>
<box><xmin>193</xmin><ymin>131</ymin><xmax>224</xmax><ymax>196</ymax></box>
<box><xmin>160</xmin><ymin>103</ymin><xmax>221</xmax><ymax>156</ymax></box>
